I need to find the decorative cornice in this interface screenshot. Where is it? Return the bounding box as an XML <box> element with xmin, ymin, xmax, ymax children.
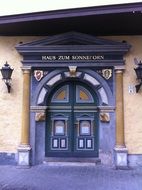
<box><xmin>16</xmin><ymin>32</ymin><xmax>130</xmax><ymax>68</ymax></box>
<box><xmin>21</xmin><ymin>60</ymin><xmax>125</xmax><ymax>68</ymax></box>
<box><xmin>114</xmin><ymin>66</ymin><xmax>125</xmax><ymax>72</ymax></box>
<box><xmin>98</xmin><ymin>106</ymin><xmax>115</xmax><ymax>112</ymax></box>
<box><xmin>30</xmin><ymin>106</ymin><xmax>48</xmax><ymax>112</ymax></box>
<box><xmin>16</xmin><ymin>44</ymin><xmax>131</xmax><ymax>53</ymax></box>
<box><xmin>21</xmin><ymin>66</ymin><xmax>31</xmax><ymax>72</ymax></box>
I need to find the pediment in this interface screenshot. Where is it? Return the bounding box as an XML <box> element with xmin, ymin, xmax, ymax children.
<box><xmin>17</xmin><ymin>31</ymin><xmax>125</xmax><ymax>46</ymax></box>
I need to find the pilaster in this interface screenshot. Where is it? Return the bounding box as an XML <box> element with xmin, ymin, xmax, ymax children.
<box><xmin>114</xmin><ymin>67</ymin><xmax>128</xmax><ymax>169</ymax></box>
<box><xmin>18</xmin><ymin>66</ymin><xmax>31</xmax><ymax>167</ymax></box>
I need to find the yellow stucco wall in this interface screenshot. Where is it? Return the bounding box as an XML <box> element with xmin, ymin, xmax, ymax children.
<box><xmin>0</xmin><ymin>36</ymin><xmax>42</xmax><ymax>152</ymax></box>
<box><xmin>124</xmin><ymin>37</ymin><xmax>142</xmax><ymax>153</ymax></box>
<box><xmin>0</xmin><ymin>35</ymin><xmax>142</xmax><ymax>154</ymax></box>
<box><xmin>105</xmin><ymin>36</ymin><xmax>142</xmax><ymax>154</ymax></box>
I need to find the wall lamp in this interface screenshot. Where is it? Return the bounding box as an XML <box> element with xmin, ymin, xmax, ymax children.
<box><xmin>0</xmin><ymin>62</ymin><xmax>14</xmax><ymax>93</ymax></box>
<box><xmin>134</xmin><ymin>58</ymin><xmax>142</xmax><ymax>93</ymax></box>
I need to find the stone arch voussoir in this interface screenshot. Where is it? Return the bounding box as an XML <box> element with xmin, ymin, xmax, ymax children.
<box><xmin>33</xmin><ymin>69</ymin><xmax>114</xmax><ymax>106</ymax></box>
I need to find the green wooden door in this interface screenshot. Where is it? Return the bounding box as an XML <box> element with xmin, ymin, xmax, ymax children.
<box><xmin>46</xmin><ymin>81</ymin><xmax>99</xmax><ymax>157</ymax></box>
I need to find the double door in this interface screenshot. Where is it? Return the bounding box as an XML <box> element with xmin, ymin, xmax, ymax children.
<box><xmin>46</xmin><ymin>81</ymin><xmax>99</xmax><ymax>157</ymax></box>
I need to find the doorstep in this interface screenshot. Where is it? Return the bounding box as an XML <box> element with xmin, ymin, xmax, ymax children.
<box><xmin>43</xmin><ymin>157</ymin><xmax>101</xmax><ymax>166</ymax></box>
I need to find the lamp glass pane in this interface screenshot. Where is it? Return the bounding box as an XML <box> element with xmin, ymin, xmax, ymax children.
<box><xmin>1</xmin><ymin>67</ymin><xmax>13</xmax><ymax>79</ymax></box>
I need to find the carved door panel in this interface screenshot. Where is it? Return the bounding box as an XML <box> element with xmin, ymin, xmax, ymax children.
<box><xmin>46</xmin><ymin>112</ymin><xmax>72</xmax><ymax>156</ymax></box>
<box><xmin>46</xmin><ymin>82</ymin><xmax>98</xmax><ymax>157</ymax></box>
<box><xmin>74</xmin><ymin>113</ymin><xmax>98</xmax><ymax>156</ymax></box>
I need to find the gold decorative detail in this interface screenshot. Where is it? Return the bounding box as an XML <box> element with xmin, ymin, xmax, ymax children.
<box><xmin>34</xmin><ymin>70</ymin><xmax>44</xmax><ymax>81</ymax></box>
<box><xmin>102</xmin><ymin>69</ymin><xmax>112</xmax><ymax>80</ymax></box>
<box><xmin>80</xmin><ymin>90</ymin><xmax>89</xmax><ymax>100</ymax></box>
<box><xmin>69</xmin><ymin>66</ymin><xmax>77</xmax><ymax>77</ymax></box>
<box><xmin>35</xmin><ymin>113</ymin><xmax>45</xmax><ymax>121</ymax></box>
<box><xmin>100</xmin><ymin>113</ymin><xmax>110</xmax><ymax>123</ymax></box>
<box><xmin>56</xmin><ymin>90</ymin><xmax>66</xmax><ymax>100</ymax></box>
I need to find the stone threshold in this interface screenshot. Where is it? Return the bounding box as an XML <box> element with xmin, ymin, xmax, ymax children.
<box><xmin>43</xmin><ymin>157</ymin><xmax>101</xmax><ymax>166</ymax></box>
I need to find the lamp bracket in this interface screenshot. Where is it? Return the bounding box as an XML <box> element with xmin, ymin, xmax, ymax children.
<box><xmin>5</xmin><ymin>81</ymin><xmax>11</xmax><ymax>93</ymax></box>
<box><xmin>135</xmin><ymin>83</ymin><xmax>142</xmax><ymax>93</ymax></box>
<box><xmin>0</xmin><ymin>62</ymin><xmax>13</xmax><ymax>93</ymax></box>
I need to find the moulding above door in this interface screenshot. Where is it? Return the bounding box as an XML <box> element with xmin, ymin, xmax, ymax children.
<box><xmin>16</xmin><ymin>32</ymin><xmax>131</xmax><ymax>67</ymax></box>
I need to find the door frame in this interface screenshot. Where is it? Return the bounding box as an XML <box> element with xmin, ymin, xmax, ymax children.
<box><xmin>29</xmin><ymin>68</ymin><xmax>115</xmax><ymax>165</ymax></box>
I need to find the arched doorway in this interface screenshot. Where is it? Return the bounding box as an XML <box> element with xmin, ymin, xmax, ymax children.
<box><xmin>16</xmin><ymin>32</ymin><xmax>130</xmax><ymax>166</ymax></box>
<box><xmin>45</xmin><ymin>80</ymin><xmax>99</xmax><ymax>157</ymax></box>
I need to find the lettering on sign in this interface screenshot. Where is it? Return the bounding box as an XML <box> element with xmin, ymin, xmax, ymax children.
<box><xmin>41</xmin><ymin>55</ymin><xmax>104</xmax><ymax>61</ymax></box>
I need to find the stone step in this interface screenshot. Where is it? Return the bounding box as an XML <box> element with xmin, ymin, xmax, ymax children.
<box><xmin>43</xmin><ymin>157</ymin><xmax>101</xmax><ymax>166</ymax></box>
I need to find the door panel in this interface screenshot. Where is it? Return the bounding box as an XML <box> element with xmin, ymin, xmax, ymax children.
<box><xmin>46</xmin><ymin>81</ymin><xmax>98</xmax><ymax>157</ymax></box>
<box><xmin>46</xmin><ymin>112</ymin><xmax>72</xmax><ymax>156</ymax></box>
<box><xmin>73</xmin><ymin>112</ymin><xmax>98</xmax><ymax>156</ymax></box>
<box><xmin>52</xmin><ymin>119</ymin><xmax>67</xmax><ymax>150</ymax></box>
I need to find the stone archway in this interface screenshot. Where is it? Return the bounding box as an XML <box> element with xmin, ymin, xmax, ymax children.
<box><xmin>34</xmin><ymin>68</ymin><xmax>113</xmax><ymax>106</ymax></box>
<box><xmin>30</xmin><ymin>68</ymin><xmax>115</xmax><ymax>164</ymax></box>
<box><xmin>16</xmin><ymin>32</ymin><xmax>130</xmax><ymax>167</ymax></box>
